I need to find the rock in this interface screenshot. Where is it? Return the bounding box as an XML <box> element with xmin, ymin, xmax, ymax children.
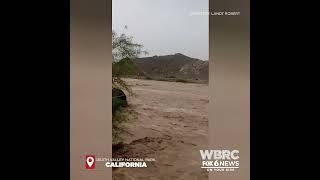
<box><xmin>112</xmin><ymin>88</ymin><xmax>128</xmax><ymax>113</ymax></box>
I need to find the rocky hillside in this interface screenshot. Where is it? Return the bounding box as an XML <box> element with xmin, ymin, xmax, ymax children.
<box><xmin>133</xmin><ymin>53</ymin><xmax>208</xmax><ymax>81</ymax></box>
<box><xmin>113</xmin><ymin>53</ymin><xmax>208</xmax><ymax>83</ymax></box>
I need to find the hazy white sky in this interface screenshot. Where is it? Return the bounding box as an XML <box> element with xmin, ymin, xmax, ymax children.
<box><xmin>112</xmin><ymin>0</ymin><xmax>208</xmax><ymax>60</ymax></box>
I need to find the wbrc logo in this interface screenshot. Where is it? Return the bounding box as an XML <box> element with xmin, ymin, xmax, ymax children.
<box><xmin>85</xmin><ymin>155</ymin><xmax>96</xmax><ymax>169</ymax></box>
<box><xmin>200</xmin><ymin>150</ymin><xmax>240</xmax><ymax>172</ymax></box>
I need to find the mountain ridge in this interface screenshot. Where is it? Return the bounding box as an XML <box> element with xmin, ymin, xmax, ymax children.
<box><xmin>113</xmin><ymin>53</ymin><xmax>208</xmax><ymax>83</ymax></box>
<box><xmin>133</xmin><ymin>53</ymin><xmax>208</xmax><ymax>82</ymax></box>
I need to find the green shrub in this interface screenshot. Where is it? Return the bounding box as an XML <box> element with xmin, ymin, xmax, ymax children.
<box><xmin>112</xmin><ymin>88</ymin><xmax>129</xmax><ymax>145</ymax></box>
<box><xmin>112</xmin><ymin>108</ymin><xmax>129</xmax><ymax>144</ymax></box>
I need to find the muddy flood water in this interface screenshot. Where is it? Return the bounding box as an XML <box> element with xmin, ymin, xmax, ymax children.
<box><xmin>112</xmin><ymin>78</ymin><xmax>209</xmax><ymax>180</ymax></box>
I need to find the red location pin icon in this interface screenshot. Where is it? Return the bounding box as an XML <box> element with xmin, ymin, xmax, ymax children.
<box><xmin>85</xmin><ymin>155</ymin><xmax>95</xmax><ymax>169</ymax></box>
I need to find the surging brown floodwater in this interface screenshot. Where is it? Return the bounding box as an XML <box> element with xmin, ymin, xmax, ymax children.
<box><xmin>113</xmin><ymin>78</ymin><xmax>208</xmax><ymax>180</ymax></box>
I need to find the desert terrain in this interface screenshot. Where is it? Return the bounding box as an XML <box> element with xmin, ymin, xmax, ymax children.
<box><xmin>113</xmin><ymin>78</ymin><xmax>209</xmax><ymax>180</ymax></box>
